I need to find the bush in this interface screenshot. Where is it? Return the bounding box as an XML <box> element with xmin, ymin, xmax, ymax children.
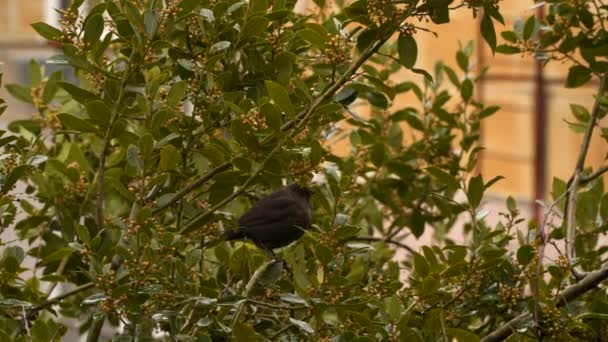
<box><xmin>0</xmin><ymin>0</ymin><xmax>607</xmax><ymax>340</ymax></box>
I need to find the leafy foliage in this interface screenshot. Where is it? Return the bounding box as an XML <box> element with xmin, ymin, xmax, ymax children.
<box><xmin>0</xmin><ymin>0</ymin><xmax>607</xmax><ymax>341</ymax></box>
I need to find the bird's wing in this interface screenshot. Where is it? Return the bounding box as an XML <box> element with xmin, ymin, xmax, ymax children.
<box><xmin>237</xmin><ymin>192</ymin><xmax>299</xmax><ymax>229</ymax></box>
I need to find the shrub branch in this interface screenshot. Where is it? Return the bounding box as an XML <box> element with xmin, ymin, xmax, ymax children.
<box><xmin>482</xmin><ymin>264</ymin><xmax>608</xmax><ymax>342</ymax></box>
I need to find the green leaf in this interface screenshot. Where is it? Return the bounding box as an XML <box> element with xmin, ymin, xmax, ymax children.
<box><xmin>456</xmin><ymin>51</ymin><xmax>468</xmax><ymax>71</ymax></box>
<box><xmin>412</xmin><ymin>68</ymin><xmax>433</xmax><ymax>82</ymax></box>
<box><xmin>480</xmin><ymin>13</ymin><xmax>496</xmax><ymax>54</ymax></box>
<box><xmin>600</xmin><ymin>193</ymin><xmax>608</xmax><ymax>222</ymax></box>
<box><xmin>496</xmin><ymin>45</ymin><xmax>521</xmax><ymax>54</ymax></box>
<box><xmin>297</xmin><ymin>29</ymin><xmax>326</xmax><ymax>48</ymax></box>
<box><xmin>478</xmin><ymin>105</ymin><xmax>500</xmax><ymax>119</ymax></box>
<box><xmin>413</xmin><ymin>252</ymin><xmax>429</xmax><ymax>278</ymax></box>
<box><xmin>522</xmin><ymin>15</ymin><xmax>536</xmax><ymax>40</ymax></box>
<box><xmin>77</xmin><ymin>225</ymin><xmax>90</xmax><ymax>244</ymax></box>
<box><xmin>144</xmin><ymin>10</ymin><xmax>159</xmax><ymax>38</ymax></box>
<box><xmin>127</xmin><ymin>145</ymin><xmax>144</xmax><ymax>171</ymax></box>
<box><xmin>31</xmin><ymin>22</ymin><xmax>64</xmax><ymax>41</ymax></box>
<box><xmin>260</xmin><ymin>103</ymin><xmax>282</xmax><ymax>132</ymax></box>
<box><xmin>411</xmin><ymin>211</ymin><xmax>425</xmax><ymax>238</ymax></box>
<box><xmin>231</xmin><ymin>120</ymin><xmax>260</xmax><ymax>150</ymax></box>
<box><xmin>243</xmin><ymin>16</ymin><xmax>269</xmax><ymax>38</ymax></box>
<box><xmin>233</xmin><ymin>322</ymin><xmax>257</xmax><ymax>342</ymax></box>
<box><xmin>460</xmin><ymin>79</ymin><xmax>473</xmax><ymax>101</ymax></box>
<box><xmin>210</xmin><ymin>41</ymin><xmax>231</xmax><ymax>53</ymax></box>
<box><xmin>58</xmin><ymin>82</ymin><xmax>100</xmax><ymax>103</ymax></box>
<box><xmin>447</xmin><ymin>328</ymin><xmax>480</xmax><ymax>342</ymax></box>
<box><xmin>517</xmin><ymin>245</ymin><xmax>535</xmax><ymax>265</ymax></box>
<box><xmin>265</xmin><ymin>81</ymin><xmax>295</xmax><ymax>117</ymax></box>
<box><xmin>484</xmin><ymin>175</ymin><xmax>504</xmax><ymax>189</ymax></box>
<box><xmin>85</xmin><ymin>100</ymin><xmax>112</xmax><ymax>125</ymax></box>
<box><xmin>570</xmin><ymin>104</ymin><xmax>590</xmax><ymax>122</ymax></box>
<box><xmin>310</xmin><ymin>140</ymin><xmax>323</xmax><ymax>163</ymax></box>
<box><xmin>42</xmin><ymin>248</ymin><xmax>75</xmax><ymax>265</ymax></box>
<box><xmin>42</xmin><ymin>70</ymin><xmax>63</xmax><ymax>103</ymax></box>
<box><xmin>83</xmin><ymin>14</ymin><xmax>104</xmax><ymax>45</ymax></box>
<box><xmin>28</xmin><ymin>60</ymin><xmax>42</xmax><ymax>85</ymax></box>
<box><xmin>258</xmin><ymin>261</ymin><xmax>283</xmax><ymax>287</ymax></box>
<box><xmin>501</xmin><ymin>31</ymin><xmax>517</xmax><ymax>43</ymax></box>
<box><xmin>289</xmin><ymin>318</ymin><xmax>314</xmax><ymax>334</ymax></box>
<box><xmin>160</xmin><ymin>144</ymin><xmax>180</xmax><ymax>171</ymax></box>
<box><xmin>576</xmin><ymin>312</ymin><xmax>608</xmax><ymax>320</ymax></box>
<box><xmin>429</xmin><ymin>3</ymin><xmax>450</xmax><ymax>24</ymax></box>
<box><xmin>467</xmin><ymin>175</ymin><xmax>484</xmax><ymax>209</ymax></box>
<box><xmin>427</xmin><ymin>166</ymin><xmax>460</xmax><ymax>189</ymax></box>
<box><xmin>506</xmin><ymin>196</ymin><xmax>517</xmax><ymax>213</ymax></box>
<box><xmin>167</xmin><ymin>81</ymin><xmax>187</xmax><ymax>107</ymax></box>
<box><xmin>566</xmin><ymin>65</ymin><xmax>592</xmax><ymax>88</ymax></box>
<box><xmin>178</xmin><ymin>0</ymin><xmax>199</xmax><ymax>13</ymax></box>
<box><xmin>70</xmin><ymin>0</ymin><xmax>85</xmax><ymax>10</ymax></box>
<box><xmin>370</xmin><ymin>142</ymin><xmax>386</xmax><ymax>167</ymax></box>
<box><xmin>442</xmin><ymin>65</ymin><xmax>460</xmax><ymax>87</ymax></box>
<box><xmin>314</xmin><ymin>103</ymin><xmax>342</xmax><ymax>116</ymax></box>
<box><xmin>57</xmin><ymin>113</ymin><xmax>98</xmax><ymax>133</ymax></box>
<box><xmin>139</xmin><ymin>133</ymin><xmax>154</xmax><ymax>159</ymax></box>
<box><xmin>6</xmin><ymin>84</ymin><xmax>33</xmax><ymax>103</ymax></box>
<box><xmin>392</xmin><ymin>108</ymin><xmax>424</xmax><ymax>131</ymax></box>
<box><xmin>335</xmin><ymin>87</ymin><xmax>358</xmax><ymax>106</ymax></box>
<box><xmin>397</xmin><ymin>33</ymin><xmax>417</xmax><ymax>69</ymax></box>
<box><xmin>232</xmin><ymin>157</ymin><xmax>252</xmax><ymax>172</ymax></box>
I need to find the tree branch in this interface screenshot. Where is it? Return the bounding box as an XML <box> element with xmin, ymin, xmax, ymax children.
<box><xmin>533</xmin><ymin>185</ymin><xmax>571</xmax><ymax>337</ymax></box>
<box><xmin>95</xmin><ymin>54</ymin><xmax>136</xmax><ymax>229</ymax></box>
<box><xmin>351</xmin><ymin>236</ymin><xmax>414</xmax><ymax>254</ymax></box>
<box><xmin>580</xmin><ymin>164</ymin><xmax>608</xmax><ymax>185</ymax></box>
<box><xmin>151</xmin><ymin>162</ymin><xmax>231</xmax><ymax>214</ymax></box>
<box><xmin>481</xmin><ymin>265</ymin><xmax>608</xmax><ymax>342</ymax></box>
<box><xmin>30</xmin><ymin>282</ymin><xmax>95</xmax><ymax>314</ymax></box>
<box><xmin>565</xmin><ymin>75</ymin><xmax>607</xmax><ymax>279</ymax></box>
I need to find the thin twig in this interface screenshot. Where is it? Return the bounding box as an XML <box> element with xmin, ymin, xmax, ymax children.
<box><xmin>565</xmin><ymin>75</ymin><xmax>607</xmax><ymax>279</ymax></box>
<box><xmin>21</xmin><ymin>305</ymin><xmax>32</xmax><ymax>342</ymax></box>
<box><xmin>246</xmin><ymin>299</ymin><xmax>308</xmax><ymax>310</ymax></box>
<box><xmin>151</xmin><ymin>162</ymin><xmax>232</xmax><ymax>214</ymax></box>
<box><xmin>95</xmin><ymin>53</ymin><xmax>136</xmax><ymax>229</ymax></box>
<box><xmin>580</xmin><ymin>164</ymin><xmax>608</xmax><ymax>185</ymax></box>
<box><xmin>350</xmin><ymin>236</ymin><xmax>414</xmax><ymax>254</ymax></box>
<box><xmin>30</xmin><ymin>283</ymin><xmax>95</xmax><ymax>313</ymax></box>
<box><xmin>533</xmin><ymin>187</ymin><xmax>571</xmax><ymax>338</ymax></box>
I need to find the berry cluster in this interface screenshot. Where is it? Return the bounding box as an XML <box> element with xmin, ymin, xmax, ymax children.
<box><xmin>324</xmin><ymin>34</ymin><xmax>351</xmax><ymax>65</ymax></box>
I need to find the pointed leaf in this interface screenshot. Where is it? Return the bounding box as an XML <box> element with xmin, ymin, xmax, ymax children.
<box><xmin>480</xmin><ymin>13</ymin><xmax>496</xmax><ymax>54</ymax></box>
<box><xmin>57</xmin><ymin>113</ymin><xmax>99</xmax><ymax>133</ymax></box>
<box><xmin>265</xmin><ymin>81</ymin><xmax>295</xmax><ymax>116</ymax></box>
<box><xmin>85</xmin><ymin>100</ymin><xmax>112</xmax><ymax>125</ymax></box>
<box><xmin>398</xmin><ymin>33</ymin><xmax>417</xmax><ymax>69</ymax></box>
<box><xmin>31</xmin><ymin>22</ymin><xmax>64</xmax><ymax>41</ymax></box>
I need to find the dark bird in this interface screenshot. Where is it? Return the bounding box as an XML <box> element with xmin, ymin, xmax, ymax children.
<box><xmin>214</xmin><ymin>183</ymin><xmax>314</xmax><ymax>255</ymax></box>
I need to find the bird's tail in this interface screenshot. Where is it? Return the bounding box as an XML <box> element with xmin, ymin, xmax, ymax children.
<box><xmin>201</xmin><ymin>230</ymin><xmax>243</xmax><ymax>248</ymax></box>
